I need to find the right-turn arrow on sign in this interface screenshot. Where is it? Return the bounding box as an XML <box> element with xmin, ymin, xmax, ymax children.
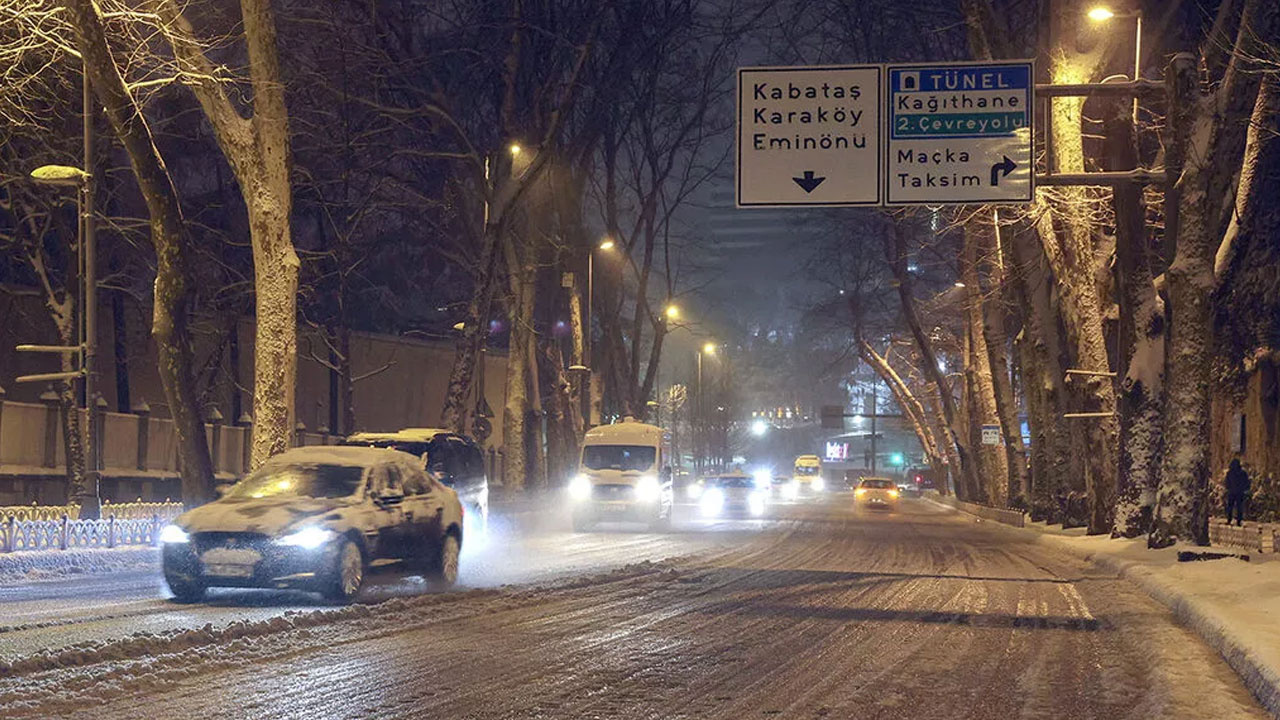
<box><xmin>884</xmin><ymin>61</ymin><xmax>1033</xmax><ymax>206</ymax></box>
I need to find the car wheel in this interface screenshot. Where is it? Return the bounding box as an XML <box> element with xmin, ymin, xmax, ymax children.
<box><xmin>429</xmin><ymin>534</ymin><xmax>461</xmax><ymax>588</ymax></box>
<box><xmin>165</xmin><ymin>573</ymin><xmax>206</xmax><ymax>603</ymax></box>
<box><xmin>323</xmin><ymin>538</ymin><xmax>365</xmax><ymax>604</ymax></box>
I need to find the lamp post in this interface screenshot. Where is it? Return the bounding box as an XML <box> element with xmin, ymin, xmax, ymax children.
<box><xmin>26</xmin><ymin>58</ymin><xmax>99</xmax><ymax>517</ymax></box>
<box><xmin>696</xmin><ymin>342</ymin><xmax>716</xmax><ymax>474</ymax></box>
<box><xmin>1087</xmin><ymin>5</ymin><xmax>1143</xmax><ymax>123</ymax></box>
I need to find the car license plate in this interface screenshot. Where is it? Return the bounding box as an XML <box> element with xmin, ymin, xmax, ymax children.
<box><xmin>601</xmin><ymin>503</ymin><xmax>628</xmax><ymax>515</ymax></box>
<box><xmin>204</xmin><ymin>563</ymin><xmax>253</xmax><ymax>578</ymax></box>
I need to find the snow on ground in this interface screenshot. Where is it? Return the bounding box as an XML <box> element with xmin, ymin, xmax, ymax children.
<box><xmin>1029</xmin><ymin>523</ymin><xmax>1280</xmax><ymax>716</ymax></box>
<box><xmin>931</xmin><ymin>496</ymin><xmax>1280</xmax><ymax>717</ymax></box>
<box><xmin>0</xmin><ymin>498</ymin><xmax>1270</xmax><ymax>719</ymax></box>
<box><xmin>0</xmin><ymin>547</ymin><xmax>159</xmax><ymax>585</ymax></box>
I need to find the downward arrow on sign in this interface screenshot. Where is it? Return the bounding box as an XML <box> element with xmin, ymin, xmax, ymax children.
<box><xmin>793</xmin><ymin>171</ymin><xmax>825</xmax><ymax>193</ymax></box>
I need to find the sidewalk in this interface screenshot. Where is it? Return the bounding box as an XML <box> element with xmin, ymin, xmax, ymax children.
<box><xmin>935</xmin><ymin>498</ymin><xmax>1280</xmax><ymax>717</ymax></box>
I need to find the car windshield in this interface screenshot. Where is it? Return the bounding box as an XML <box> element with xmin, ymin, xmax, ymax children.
<box><xmin>707</xmin><ymin>475</ymin><xmax>754</xmax><ymax>488</ymax></box>
<box><xmin>860</xmin><ymin>479</ymin><xmax>895</xmax><ymax>489</ymax></box>
<box><xmin>227</xmin><ymin>463</ymin><xmax>366</xmax><ymax>499</ymax></box>
<box><xmin>581</xmin><ymin>444</ymin><xmax>656</xmax><ymax>472</ymax></box>
<box><xmin>795</xmin><ymin>465</ymin><xmax>819</xmax><ymax>476</ymax></box>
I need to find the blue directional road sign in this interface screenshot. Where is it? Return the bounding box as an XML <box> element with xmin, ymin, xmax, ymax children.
<box><xmin>884</xmin><ymin>61</ymin><xmax>1033</xmax><ymax>205</ymax></box>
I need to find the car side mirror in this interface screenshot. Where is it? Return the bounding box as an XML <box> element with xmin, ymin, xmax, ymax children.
<box><xmin>215</xmin><ymin>483</ymin><xmax>234</xmax><ymax>498</ymax></box>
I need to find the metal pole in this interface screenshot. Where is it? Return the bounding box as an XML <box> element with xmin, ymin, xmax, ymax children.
<box><xmin>81</xmin><ymin>58</ymin><xmax>101</xmax><ymax>519</ymax></box>
<box><xmin>870</xmin><ymin>385</ymin><xmax>877</xmax><ymax>476</ymax></box>
<box><xmin>696</xmin><ymin>352</ymin><xmax>703</xmax><ymax>475</ymax></box>
<box><xmin>1133</xmin><ymin>14</ymin><xmax>1142</xmax><ymax>125</ymax></box>
<box><xmin>586</xmin><ymin>251</ymin><xmax>592</xmax><ymax>370</ymax></box>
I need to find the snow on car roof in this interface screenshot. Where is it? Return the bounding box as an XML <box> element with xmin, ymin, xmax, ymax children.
<box><xmin>345</xmin><ymin>428</ymin><xmax>451</xmax><ymax>443</ymax></box>
<box><xmin>264</xmin><ymin>445</ymin><xmax>420</xmax><ymax>467</ymax></box>
<box><xmin>583</xmin><ymin>419</ymin><xmax>665</xmax><ymax>446</ymax></box>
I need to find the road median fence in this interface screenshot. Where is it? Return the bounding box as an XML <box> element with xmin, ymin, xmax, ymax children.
<box><xmin>1</xmin><ymin>502</ymin><xmax>183</xmax><ymax>553</ymax></box>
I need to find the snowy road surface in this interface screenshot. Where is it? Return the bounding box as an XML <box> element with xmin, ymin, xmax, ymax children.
<box><xmin>0</xmin><ymin>496</ymin><xmax>1268</xmax><ymax>718</ymax></box>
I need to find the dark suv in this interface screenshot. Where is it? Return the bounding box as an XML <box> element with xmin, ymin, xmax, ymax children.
<box><xmin>343</xmin><ymin>429</ymin><xmax>489</xmax><ymax>527</ymax></box>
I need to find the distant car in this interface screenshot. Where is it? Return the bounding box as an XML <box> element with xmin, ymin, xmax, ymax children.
<box><xmin>160</xmin><ymin>446</ymin><xmax>464</xmax><ymax>604</ymax></box>
<box><xmin>343</xmin><ymin>428</ymin><xmax>488</xmax><ymax>529</ymax></box>
<box><xmin>688</xmin><ymin>470</ymin><xmax>769</xmax><ymax>518</ymax></box>
<box><xmin>855</xmin><ymin>477</ymin><xmax>900</xmax><ymax>511</ymax></box>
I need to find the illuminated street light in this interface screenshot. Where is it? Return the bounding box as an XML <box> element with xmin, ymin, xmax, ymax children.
<box><xmin>702</xmin><ymin>342</ymin><xmax>717</xmax><ymax>356</ymax></box>
<box><xmin>1086</xmin><ymin>6</ymin><xmax>1115</xmax><ymax>21</ymax></box>
<box><xmin>954</xmin><ymin>281</ymin><xmax>966</xmax><ymax>288</ymax></box>
<box><xmin>509</xmin><ymin>143</ymin><xmax>522</xmax><ymax>156</ymax></box>
<box><xmin>665</xmin><ymin>304</ymin><xmax>680</xmax><ymax>320</ymax></box>
<box><xmin>598</xmin><ymin>238</ymin><xmax>615</xmax><ymax>251</ymax></box>
<box><xmin>751</xmin><ymin>419</ymin><xmax>768</xmax><ymax>437</ymax></box>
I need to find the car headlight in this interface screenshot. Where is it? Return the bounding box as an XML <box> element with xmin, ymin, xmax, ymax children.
<box><xmin>748</xmin><ymin>491</ymin><xmax>767</xmax><ymax>517</ymax></box>
<box><xmin>634</xmin><ymin>475</ymin><xmax>661</xmax><ymax>502</ymax></box>
<box><xmin>700</xmin><ymin>488</ymin><xmax>725</xmax><ymax>516</ymax></box>
<box><xmin>752</xmin><ymin>469</ymin><xmax>772</xmax><ymax>490</ymax></box>
<box><xmin>811</xmin><ymin>477</ymin><xmax>826</xmax><ymax>492</ymax></box>
<box><xmin>158</xmin><ymin>524</ymin><xmax>189</xmax><ymax>544</ymax></box>
<box><xmin>686</xmin><ymin>482</ymin><xmax>704</xmax><ymax>500</ymax></box>
<box><xmin>568</xmin><ymin>474</ymin><xmax>592</xmax><ymax>501</ymax></box>
<box><xmin>855</xmin><ymin>487</ymin><xmax>868</xmax><ymax>496</ymax></box>
<box><xmin>276</xmin><ymin>527</ymin><xmax>336</xmax><ymax>549</ymax></box>
<box><xmin>888</xmin><ymin>488</ymin><xmax>899</xmax><ymax>498</ymax></box>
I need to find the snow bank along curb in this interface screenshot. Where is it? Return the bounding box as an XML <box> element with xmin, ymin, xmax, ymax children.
<box><xmin>929</xmin><ymin>492</ymin><xmax>1026</xmax><ymax>527</ymax></box>
<box><xmin>0</xmin><ymin>546</ymin><xmax>158</xmax><ymax>584</ymax></box>
<box><xmin>935</xmin><ymin>495</ymin><xmax>1280</xmax><ymax>718</ymax></box>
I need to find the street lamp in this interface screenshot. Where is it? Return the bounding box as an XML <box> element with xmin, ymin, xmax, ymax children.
<box><xmin>665</xmin><ymin>304</ymin><xmax>680</xmax><ymax>321</ymax></box>
<box><xmin>696</xmin><ymin>342</ymin><xmax>718</xmax><ymax>473</ymax></box>
<box><xmin>508</xmin><ymin>143</ymin><xmax>522</xmax><ymax>156</ymax></box>
<box><xmin>1087</xmin><ymin>5</ymin><xmax>1142</xmax><ymax>123</ymax></box>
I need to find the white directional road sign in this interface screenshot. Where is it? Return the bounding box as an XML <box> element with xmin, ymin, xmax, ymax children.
<box><xmin>884</xmin><ymin>61</ymin><xmax>1033</xmax><ymax>205</ymax></box>
<box><xmin>982</xmin><ymin>425</ymin><xmax>1001</xmax><ymax>445</ymax></box>
<box><xmin>737</xmin><ymin>65</ymin><xmax>882</xmax><ymax>207</ymax></box>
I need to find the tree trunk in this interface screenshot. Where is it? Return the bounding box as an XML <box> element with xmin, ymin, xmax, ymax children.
<box><xmin>111</xmin><ymin>288</ymin><xmax>130</xmax><ymax>412</ymax></box>
<box><xmin>501</xmin><ymin>236</ymin><xmax>535</xmax><ymax>490</ymax></box>
<box><xmin>884</xmin><ymin>223</ymin><xmax>980</xmax><ymax>500</ymax></box>
<box><xmin>1106</xmin><ymin>99</ymin><xmax>1164</xmax><ymax>538</ymax></box>
<box><xmin>442</xmin><ymin>230</ymin><xmax>500</xmax><ymax>433</ymax></box>
<box><xmin>339</xmin><ymin>321</ymin><xmax>355</xmax><ymax>435</ymax></box>
<box><xmin>1153</xmin><ymin>11</ymin><xmax>1274</xmax><ymax>544</ymax></box>
<box><xmin>55</xmin><ymin>312</ymin><xmax>86</xmax><ymax>497</ymax></box>
<box><xmin>64</xmin><ymin>0</ymin><xmax>214</xmax><ymax>507</ymax></box>
<box><xmin>860</xmin><ymin>341</ymin><xmax>942</xmax><ymax>470</ymax></box>
<box><xmin>980</xmin><ymin>217</ymin><xmax>1030</xmax><ymax>507</ymax></box>
<box><xmin>963</xmin><ymin>224</ymin><xmax>1008</xmax><ymax>505</ymax></box>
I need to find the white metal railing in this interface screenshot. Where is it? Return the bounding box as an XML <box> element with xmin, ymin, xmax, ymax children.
<box><xmin>0</xmin><ymin>501</ymin><xmax>183</xmax><ymax>522</ymax></box>
<box><xmin>1209</xmin><ymin>518</ymin><xmax>1277</xmax><ymax>554</ymax></box>
<box><xmin>0</xmin><ymin>513</ymin><xmax>167</xmax><ymax>553</ymax></box>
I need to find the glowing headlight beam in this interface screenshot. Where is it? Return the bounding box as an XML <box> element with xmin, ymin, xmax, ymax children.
<box><xmin>634</xmin><ymin>475</ymin><xmax>661</xmax><ymax>502</ymax></box>
<box><xmin>699</xmin><ymin>488</ymin><xmax>725</xmax><ymax>517</ymax></box>
<box><xmin>158</xmin><ymin>524</ymin><xmax>189</xmax><ymax>544</ymax></box>
<box><xmin>568</xmin><ymin>474</ymin><xmax>593</xmax><ymax>501</ymax></box>
<box><xmin>276</xmin><ymin>527</ymin><xmax>336</xmax><ymax>549</ymax></box>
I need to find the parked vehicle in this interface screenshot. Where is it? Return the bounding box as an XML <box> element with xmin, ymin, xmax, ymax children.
<box><xmin>568</xmin><ymin>418</ymin><xmax>674</xmax><ymax>531</ymax></box>
<box><xmin>160</xmin><ymin>446</ymin><xmax>464</xmax><ymax>604</ymax></box>
<box><xmin>343</xmin><ymin>428</ymin><xmax>488</xmax><ymax>529</ymax></box>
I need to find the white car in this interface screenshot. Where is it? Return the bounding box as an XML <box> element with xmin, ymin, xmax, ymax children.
<box><xmin>160</xmin><ymin>446</ymin><xmax>464</xmax><ymax>604</ymax></box>
<box><xmin>688</xmin><ymin>471</ymin><xmax>769</xmax><ymax>518</ymax></box>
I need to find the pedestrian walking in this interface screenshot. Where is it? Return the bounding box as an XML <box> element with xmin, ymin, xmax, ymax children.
<box><xmin>1225</xmin><ymin>458</ymin><xmax>1250</xmax><ymax>526</ymax></box>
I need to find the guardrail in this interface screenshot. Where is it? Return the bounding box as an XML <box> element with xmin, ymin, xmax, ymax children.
<box><xmin>932</xmin><ymin>493</ymin><xmax>1026</xmax><ymax>527</ymax></box>
<box><xmin>1</xmin><ymin>513</ymin><xmax>167</xmax><ymax>553</ymax></box>
<box><xmin>0</xmin><ymin>501</ymin><xmax>184</xmax><ymax>522</ymax></box>
<box><xmin>1209</xmin><ymin>518</ymin><xmax>1277</xmax><ymax>554</ymax></box>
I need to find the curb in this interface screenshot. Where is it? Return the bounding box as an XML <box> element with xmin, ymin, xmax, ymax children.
<box><xmin>940</xmin><ymin>498</ymin><xmax>1280</xmax><ymax>718</ymax></box>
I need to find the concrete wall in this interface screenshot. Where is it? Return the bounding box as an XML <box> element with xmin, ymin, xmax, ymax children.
<box><xmin>0</xmin><ymin>294</ymin><xmax>507</xmax><ymax>446</ymax></box>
